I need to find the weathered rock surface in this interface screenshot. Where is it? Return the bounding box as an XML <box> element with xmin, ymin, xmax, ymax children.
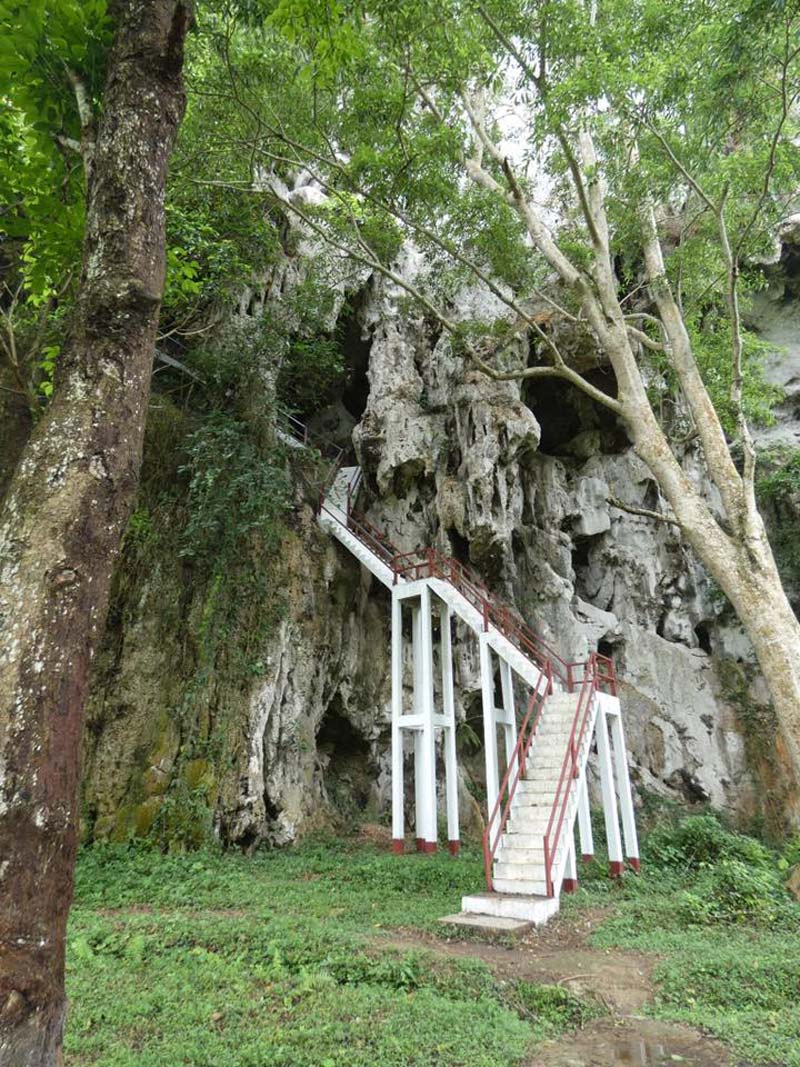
<box><xmin>82</xmin><ymin>212</ymin><xmax>800</xmax><ymax>844</ymax></box>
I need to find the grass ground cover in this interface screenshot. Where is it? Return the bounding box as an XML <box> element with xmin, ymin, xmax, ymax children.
<box><xmin>564</xmin><ymin>815</ymin><xmax>800</xmax><ymax>1066</ymax></box>
<box><xmin>66</xmin><ymin>816</ymin><xmax>800</xmax><ymax>1066</ymax></box>
<box><xmin>66</xmin><ymin>838</ymin><xmax>589</xmax><ymax>1066</ymax></box>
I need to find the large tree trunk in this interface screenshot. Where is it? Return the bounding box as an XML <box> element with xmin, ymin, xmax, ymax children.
<box><xmin>0</xmin><ymin>3</ymin><xmax>190</xmax><ymax>1062</ymax></box>
<box><xmin>721</xmin><ymin>542</ymin><xmax>800</xmax><ymax>823</ymax></box>
<box><xmin>630</xmin><ymin>400</ymin><xmax>800</xmax><ymax>827</ymax></box>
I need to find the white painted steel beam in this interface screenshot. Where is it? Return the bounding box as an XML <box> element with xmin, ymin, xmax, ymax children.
<box><xmin>479</xmin><ymin>634</ymin><xmax>500</xmax><ymax>819</ymax></box>
<box><xmin>419</xmin><ymin>584</ymin><xmax>438</xmax><ymax>850</ymax></box>
<box><xmin>577</xmin><ymin>774</ymin><xmax>594</xmax><ymax>862</ymax></box>
<box><xmin>440</xmin><ymin>601</ymin><xmax>460</xmax><ymax>853</ymax></box>
<box><xmin>391</xmin><ymin>590</ymin><xmax>404</xmax><ymax>852</ymax></box>
<box><xmin>499</xmin><ymin>658</ymin><xmax>518</xmax><ymax>789</ymax></box>
<box><xmin>563</xmin><ymin>834</ymin><xmax>578</xmax><ymax>893</ymax></box>
<box><xmin>608</xmin><ymin>705</ymin><xmax>640</xmax><ymax>870</ymax></box>
<box><xmin>595</xmin><ymin>707</ymin><xmax>624</xmax><ymax>876</ymax></box>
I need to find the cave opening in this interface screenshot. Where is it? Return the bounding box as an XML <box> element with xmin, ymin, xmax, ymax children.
<box><xmin>338</xmin><ymin>291</ymin><xmax>373</xmax><ymax>420</ymax></box>
<box><xmin>524</xmin><ymin>368</ymin><xmax>630</xmax><ymax>456</ymax></box>
<box><xmin>447</xmin><ymin>526</ymin><xmax>470</xmax><ymax>566</ymax></box>
<box><xmin>316</xmin><ymin>702</ymin><xmax>374</xmax><ymax>818</ymax></box>
<box><xmin>694</xmin><ymin>622</ymin><xmax>712</xmax><ymax>654</ymax></box>
<box><xmin>571</xmin><ymin>536</ymin><xmax>593</xmax><ymax>576</ymax></box>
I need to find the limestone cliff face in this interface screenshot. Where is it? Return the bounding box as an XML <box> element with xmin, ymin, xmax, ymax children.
<box><xmin>82</xmin><ymin>218</ymin><xmax>800</xmax><ymax>846</ymax></box>
<box><xmin>347</xmin><ymin>269</ymin><xmax>758</xmax><ymax>822</ymax></box>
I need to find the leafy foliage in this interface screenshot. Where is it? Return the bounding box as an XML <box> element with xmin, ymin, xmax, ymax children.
<box><xmin>574</xmin><ymin>812</ymin><xmax>800</xmax><ymax>1064</ymax></box>
<box><xmin>645</xmin><ymin>814</ymin><xmax>771</xmax><ymax>871</ymax></box>
<box><xmin>67</xmin><ymin>840</ymin><xmax>575</xmax><ymax>1065</ymax></box>
<box><xmin>178</xmin><ymin>414</ymin><xmax>288</xmax><ymax>563</ymax></box>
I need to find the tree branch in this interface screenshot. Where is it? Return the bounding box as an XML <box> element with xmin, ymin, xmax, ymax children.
<box><xmin>65</xmin><ymin>67</ymin><xmax>96</xmax><ymax>178</ymax></box>
<box><xmin>608</xmin><ymin>495</ymin><xmax>680</xmax><ymax>527</ymax></box>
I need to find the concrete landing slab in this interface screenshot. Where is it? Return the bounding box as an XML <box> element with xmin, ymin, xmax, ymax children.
<box><xmin>462</xmin><ymin>890</ymin><xmax>560</xmax><ymax>926</ymax></box>
<box><xmin>438</xmin><ymin>912</ymin><xmax>532</xmax><ymax>934</ymax></box>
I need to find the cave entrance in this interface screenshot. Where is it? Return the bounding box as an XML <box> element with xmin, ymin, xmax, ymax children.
<box><xmin>337</xmin><ymin>289</ymin><xmax>372</xmax><ymax>421</ymax></box>
<box><xmin>524</xmin><ymin>367</ymin><xmax>629</xmax><ymax>456</ymax></box>
<box><xmin>316</xmin><ymin>702</ymin><xmax>374</xmax><ymax>822</ymax></box>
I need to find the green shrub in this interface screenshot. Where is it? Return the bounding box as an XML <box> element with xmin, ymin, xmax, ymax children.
<box><xmin>645</xmin><ymin>814</ymin><xmax>771</xmax><ymax>871</ymax></box>
<box><xmin>179</xmin><ymin>413</ymin><xmax>289</xmax><ymax>565</ymax></box>
<box><xmin>513</xmin><ymin>982</ymin><xmax>599</xmax><ymax>1031</ymax></box>
<box><xmin>677</xmin><ymin>859</ymin><xmax>787</xmax><ymax>927</ymax></box>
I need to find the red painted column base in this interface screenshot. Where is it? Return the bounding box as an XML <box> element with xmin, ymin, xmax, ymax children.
<box><xmin>581</xmin><ymin>853</ymin><xmax>594</xmax><ymax>864</ymax></box>
<box><xmin>415</xmin><ymin>837</ymin><xmax>424</xmax><ymax>853</ymax></box>
<box><xmin>562</xmin><ymin>878</ymin><xmax>578</xmax><ymax>893</ymax></box>
<box><xmin>448</xmin><ymin>840</ymin><xmax>460</xmax><ymax>856</ymax></box>
<box><xmin>422</xmin><ymin>840</ymin><xmax>437</xmax><ymax>854</ymax></box>
<box><xmin>629</xmin><ymin>857</ymin><xmax>641</xmax><ymax>873</ymax></box>
<box><xmin>391</xmin><ymin>839</ymin><xmax>405</xmax><ymax>855</ymax></box>
<box><xmin>609</xmin><ymin>860</ymin><xmax>624</xmax><ymax>878</ymax></box>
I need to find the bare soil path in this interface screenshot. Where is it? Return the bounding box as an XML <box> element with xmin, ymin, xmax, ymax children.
<box><xmin>379</xmin><ymin>908</ymin><xmax>732</xmax><ymax>1067</ymax></box>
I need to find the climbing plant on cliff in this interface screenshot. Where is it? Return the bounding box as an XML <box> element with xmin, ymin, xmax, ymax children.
<box><xmin>0</xmin><ymin>1</ymin><xmax>191</xmax><ymax>1063</ymax></box>
<box><xmin>197</xmin><ymin>0</ymin><xmax>800</xmax><ymax>825</ymax></box>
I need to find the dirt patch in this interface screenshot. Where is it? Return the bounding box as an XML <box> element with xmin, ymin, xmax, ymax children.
<box><xmin>532</xmin><ymin>1017</ymin><xmax>731</xmax><ymax>1067</ymax></box>
<box><xmin>382</xmin><ymin>934</ymin><xmax>653</xmax><ymax>1014</ymax></box>
<box><xmin>356</xmin><ymin>822</ymin><xmax>395</xmax><ymax>847</ymax></box>
<box><xmin>378</xmin><ymin>909</ymin><xmax>731</xmax><ymax>1067</ymax></box>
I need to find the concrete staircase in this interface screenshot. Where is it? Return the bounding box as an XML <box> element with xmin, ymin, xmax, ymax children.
<box><xmin>309</xmin><ymin>450</ymin><xmax>636</xmax><ymax>930</ymax></box>
<box><xmin>460</xmin><ymin>690</ymin><xmax>596</xmax><ymax>926</ymax></box>
<box><xmin>318</xmin><ymin>466</ymin><xmax>397</xmax><ymax>589</ymax></box>
<box><xmin>320</xmin><ymin>467</ymin><xmax>551</xmax><ymax>690</ymax></box>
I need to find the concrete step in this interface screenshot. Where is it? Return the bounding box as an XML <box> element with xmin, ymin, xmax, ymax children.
<box><xmin>494</xmin><ymin>860</ymin><xmax>546</xmax><ymax>881</ymax></box>
<box><xmin>502</xmin><ymin>839</ymin><xmax>551</xmax><ymax>856</ymax></box>
<box><xmin>510</xmin><ymin>792</ymin><xmax>552</xmax><ymax>808</ymax></box>
<box><xmin>524</xmin><ymin>737</ymin><xmax>572</xmax><ymax>755</ymax></box>
<box><xmin>532</xmin><ymin>729</ymin><xmax>575</xmax><ymax>744</ymax></box>
<box><xmin>516</xmin><ymin>779</ymin><xmax>559</xmax><ymax>796</ymax></box>
<box><xmin>507</xmin><ymin>817</ymin><xmax>551</xmax><ymax>837</ymax></box>
<box><xmin>438</xmin><ymin>912</ymin><xmax>532</xmax><ymax>934</ymax></box>
<box><xmin>524</xmin><ymin>757</ymin><xmax>570</xmax><ymax>772</ymax></box>
<box><xmin>462</xmin><ymin>891</ymin><xmax>559</xmax><ymax>925</ymax></box>
<box><xmin>492</xmin><ymin>876</ymin><xmax>550</xmax><ymax>896</ymax></box>
<box><xmin>497</xmin><ymin>846</ymin><xmax>551</xmax><ymax>865</ymax></box>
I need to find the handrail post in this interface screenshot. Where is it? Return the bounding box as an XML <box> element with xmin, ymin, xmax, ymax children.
<box><xmin>482</xmin><ymin>601</ymin><xmax>489</xmax><ymax>632</ymax></box>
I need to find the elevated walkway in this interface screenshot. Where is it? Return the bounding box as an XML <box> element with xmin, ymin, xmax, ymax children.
<box><xmin>282</xmin><ymin>410</ymin><xmax>639</xmax><ymax>925</ymax></box>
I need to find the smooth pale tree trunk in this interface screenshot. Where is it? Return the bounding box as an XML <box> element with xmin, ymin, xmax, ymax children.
<box><xmin>465</xmin><ymin>99</ymin><xmax>800</xmax><ymax>825</ymax></box>
<box><xmin>628</xmin><ymin>400</ymin><xmax>800</xmax><ymax>824</ymax></box>
<box><xmin>0</xmin><ymin>2</ymin><xmax>190</xmax><ymax>1062</ymax></box>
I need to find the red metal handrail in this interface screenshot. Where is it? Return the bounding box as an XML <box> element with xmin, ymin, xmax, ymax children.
<box><xmin>482</xmin><ymin>663</ymin><xmax>553</xmax><ymax>890</ymax></box>
<box><xmin>288</xmin><ymin>410</ymin><xmax>611</xmax><ymax>696</ymax></box>
<box><xmin>289</xmin><ymin>408</ymin><xmax>621</xmax><ymax>894</ymax></box>
<box><xmin>390</xmin><ymin>547</ymin><xmax>579</xmax><ymax>688</ymax></box>
<box><xmin>541</xmin><ymin>653</ymin><xmax>617</xmax><ymax>896</ymax></box>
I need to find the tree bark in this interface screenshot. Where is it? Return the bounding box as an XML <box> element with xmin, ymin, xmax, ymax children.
<box><xmin>0</xmin><ymin>2</ymin><xmax>190</xmax><ymax>1063</ymax></box>
<box><xmin>627</xmin><ymin>399</ymin><xmax>800</xmax><ymax>824</ymax></box>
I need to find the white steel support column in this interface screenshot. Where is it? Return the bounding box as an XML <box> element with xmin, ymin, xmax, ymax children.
<box><xmin>479</xmin><ymin>634</ymin><xmax>500</xmax><ymax>818</ymax></box>
<box><xmin>390</xmin><ymin>591</ymin><xmax>404</xmax><ymax>853</ymax></box>
<box><xmin>609</xmin><ymin>710</ymin><xmax>640</xmax><ymax>871</ymax></box>
<box><xmin>577</xmin><ymin>775</ymin><xmax>594</xmax><ymax>862</ymax></box>
<box><xmin>440</xmin><ymin>602</ymin><xmax>460</xmax><ymax>855</ymax></box>
<box><xmin>412</xmin><ymin>605</ymin><xmax>425</xmax><ymax>849</ymax></box>
<box><xmin>595</xmin><ymin>708</ymin><xmax>624</xmax><ymax>877</ymax></box>
<box><xmin>499</xmin><ymin>660</ymin><xmax>518</xmax><ymax>780</ymax></box>
<box><xmin>419</xmin><ymin>584</ymin><xmax>438</xmax><ymax>851</ymax></box>
<box><xmin>563</xmin><ymin>834</ymin><xmax>578</xmax><ymax>893</ymax></box>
